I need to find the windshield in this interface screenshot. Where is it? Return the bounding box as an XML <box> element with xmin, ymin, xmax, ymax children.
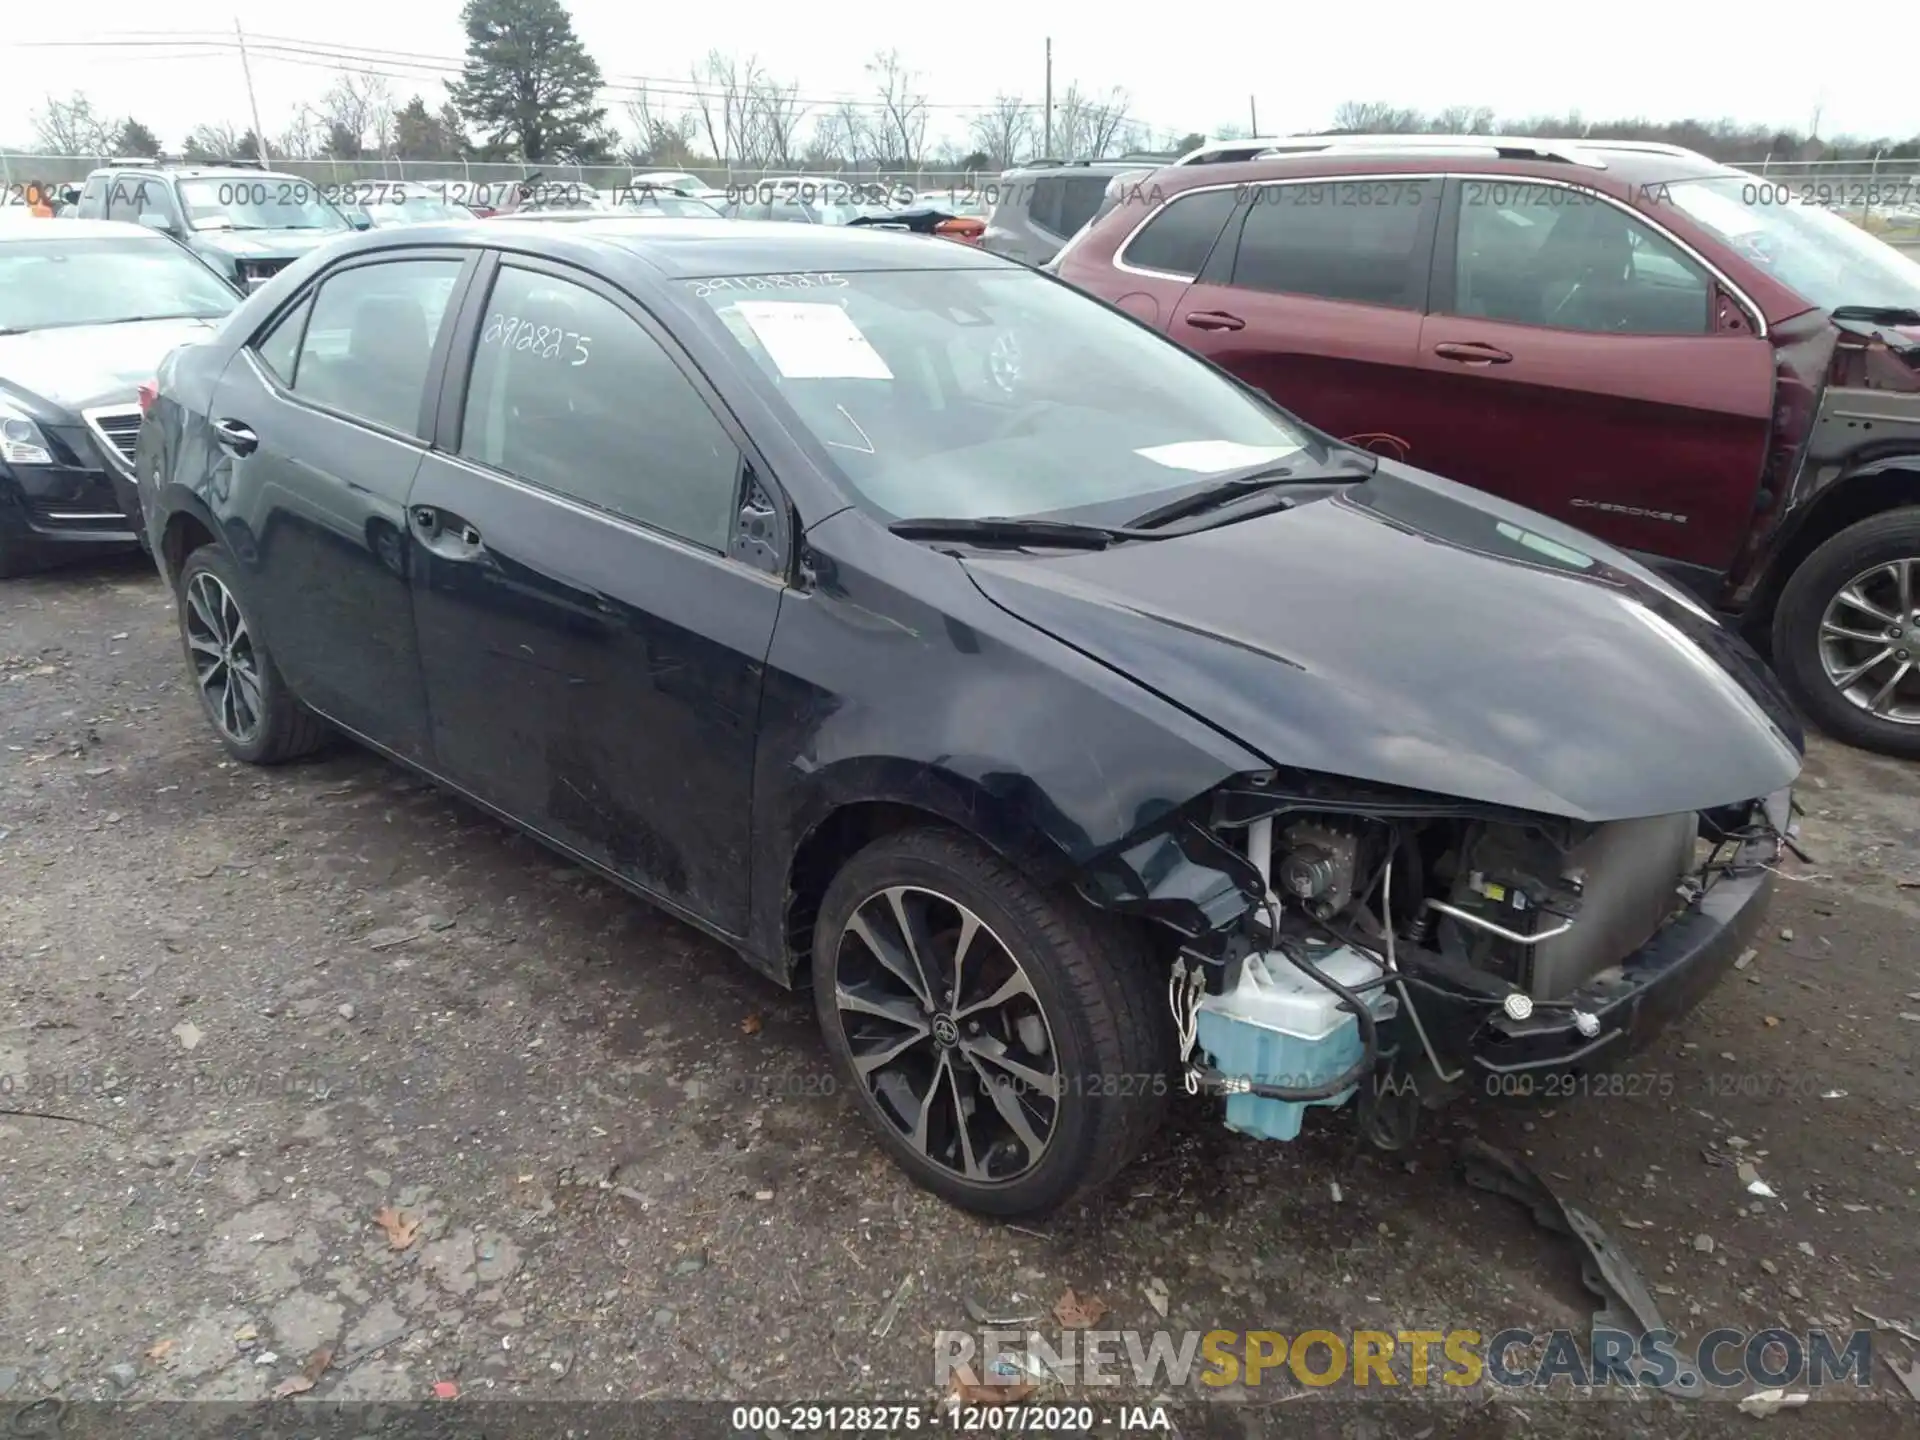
<box><xmin>0</xmin><ymin>237</ymin><xmax>239</xmax><ymax>331</ymax></box>
<box><xmin>616</xmin><ymin>192</ymin><xmax>723</xmax><ymax>218</ymax></box>
<box><xmin>367</xmin><ymin>192</ymin><xmax>471</xmax><ymax>225</ymax></box>
<box><xmin>687</xmin><ymin>267</ymin><xmax>1316</xmax><ymax>521</ymax></box>
<box><xmin>1661</xmin><ymin>175</ymin><xmax>1920</xmax><ymax>313</ymax></box>
<box><xmin>178</xmin><ymin>177</ymin><xmax>348</xmax><ymax>233</ymax></box>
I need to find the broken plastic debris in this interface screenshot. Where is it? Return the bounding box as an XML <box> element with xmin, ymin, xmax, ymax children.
<box><xmin>1820</xmin><ymin>1089</ymin><xmax>1848</xmax><ymax>1100</ymax></box>
<box><xmin>1736</xmin><ymin>1161</ymin><xmax>1777</xmax><ymax>1199</ymax></box>
<box><xmin>870</xmin><ymin>1274</ymin><xmax>913</xmax><ymax>1339</ymax></box>
<box><xmin>1142</xmin><ymin>1277</ymin><xmax>1170</xmax><ymax>1318</ymax></box>
<box><xmin>1736</xmin><ymin>1388</ymin><xmax>1807</xmax><ymax>1416</ymax></box>
<box><xmin>432</xmin><ymin>1380</ymin><xmax>459</xmax><ymax>1399</ymax></box>
<box><xmin>963</xmin><ymin>1296</ymin><xmax>1042</xmax><ymax>1326</ymax></box>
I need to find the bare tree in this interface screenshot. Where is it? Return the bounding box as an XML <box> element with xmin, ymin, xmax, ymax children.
<box><xmin>687</xmin><ymin>52</ymin><xmax>807</xmax><ymax>168</ymax></box>
<box><xmin>182</xmin><ymin>121</ymin><xmax>248</xmax><ymax>162</ymax></box>
<box><xmin>1052</xmin><ymin>84</ymin><xmax>1132</xmax><ymax>158</ymax></box>
<box><xmin>31</xmin><ymin>93</ymin><xmax>121</xmax><ymax>155</ymax></box>
<box><xmin>316</xmin><ymin>71</ymin><xmax>397</xmax><ymax>157</ymax></box>
<box><xmin>967</xmin><ymin>94</ymin><xmax>1034</xmax><ymax>170</ymax></box>
<box><xmin>1329</xmin><ymin>100</ymin><xmax>1423</xmax><ymax>133</ymax></box>
<box><xmin>624</xmin><ymin>88</ymin><xmax>700</xmax><ymax>166</ymax></box>
<box><xmin>812</xmin><ymin>100</ymin><xmax>874</xmax><ymax>168</ymax></box>
<box><xmin>866</xmin><ymin>50</ymin><xmax>927</xmax><ymax>167</ymax></box>
<box><xmin>275</xmin><ymin>105</ymin><xmax>322</xmax><ymax>160</ymax></box>
<box><xmin>1431</xmin><ymin>105</ymin><xmax>1497</xmax><ymax>134</ymax></box>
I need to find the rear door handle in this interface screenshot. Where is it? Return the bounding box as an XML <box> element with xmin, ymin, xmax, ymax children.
<box><xmin>212</xmin><ymin>418</ymin><xmax>258</xmax><ymax>455</ymax></box>
<box><xmin>1432</xmin><ymin>341</ymin><xmax>1513</xmax><ymax>365</ymax></box>
<box><xmin>1184</xmin><ymin>310</ymin><xmax>1246</xmax><ymax>332</ymax></box>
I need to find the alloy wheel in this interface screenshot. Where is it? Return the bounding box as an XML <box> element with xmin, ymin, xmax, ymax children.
<box><xmin>1817</xmin><ymin>557</ymin><xmax>1920</xmax><ymax>726</ymax></box>
<box><xmin>832</xmin><ymin>885</ymin><xmax>1059</xmax><ymax>1183</ymax></box>
<box><xmin>183</xmin><ymin>571</ymin><xmax>265</xmax><ymax>744</ymax></box>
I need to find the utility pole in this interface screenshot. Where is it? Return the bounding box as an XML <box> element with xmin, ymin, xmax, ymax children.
<box><xmin>1249</xmin><ymin>97</ymin><xmax>1259</xmax><ymax>135</ymax></box>
<box><xmin>235</xmin><ymin>19</ymin><xmax>272</xmax><ymax>165</ymax></box>
<box><xmin>1043</xmin><ymin>37</ymin><xmax>1053</xmax><ymax>158</ymax></box>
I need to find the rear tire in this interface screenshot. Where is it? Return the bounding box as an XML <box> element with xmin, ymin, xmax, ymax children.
<box><xmin>174</xmin><ymin>546</ymin><xmax>331</xmax><ymax>765</ymax></box>
<box><xmin>812</xmin><ymin>826</ymin><xmax>1173</xmax><ymax>1218</ymax></box>
<box><xmin>1773</xmin><ymin>506</ymin><xmax>1920</xmax><ymax>758</ymax></box>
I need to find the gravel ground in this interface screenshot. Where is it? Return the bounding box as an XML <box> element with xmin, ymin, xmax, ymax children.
<box><xmin>2</xmin><ymin>554</ymin><xmax>1917</xmax><ymax>1438</ymax></box>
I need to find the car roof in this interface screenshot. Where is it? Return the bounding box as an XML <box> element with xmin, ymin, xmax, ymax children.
<box><xmin>88</xmin><ymin>164</ymin><xmax>308</xmax><ymax>182</ymax></box>
<box><xmin>0</xmin><ymin>217</ymin><xmax>170</xmax><ymax>242</ymax></box>
<box><xmin>1167</xmin><ymin>135</ymin><xmax>1739</xmax><ymax>187</ymax></box>
<box><xmin>337</xmin><ymin>217</ymin><xmax>1017</xmax><ymax>276</ymax></box>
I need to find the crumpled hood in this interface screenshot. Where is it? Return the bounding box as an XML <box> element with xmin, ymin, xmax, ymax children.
<box><xmin>0</xmin><ymin>317</ymin><xmax>223</xmax><ymax>413</ymax></box>
<box><xmin>962</xmin><ymin>462</ymin><xmax>1804</xmax><ymax>823</ymax></box>
<box><xmin>195</xmin><ymin>227</ymin><xmax>345</xmax><ymax>260</ymax></box>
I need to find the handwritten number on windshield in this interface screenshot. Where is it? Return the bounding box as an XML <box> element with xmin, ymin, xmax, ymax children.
<box><xmin>480</xmin><ymin>313</ymin><xmax>591</xmax><ymax>366</ymax></box>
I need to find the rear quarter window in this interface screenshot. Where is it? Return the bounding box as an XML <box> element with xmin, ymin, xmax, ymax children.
<box><xmin>1121</xmin><ymin>189</ymin><xmax>1240</xmax><ymax>277</ymax></box>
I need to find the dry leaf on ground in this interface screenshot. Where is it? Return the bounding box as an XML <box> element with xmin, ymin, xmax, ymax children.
<box><xmin>272</xmin><ymin>1346</ymin><xmax>334</xmax><ymax>1398</ymax></box>
<box><xmin>373</xmin><ymin>1206</ymin><xmax>420</xmax><ymax>1249</ymax></box>
<box><xmin>947</xmin><ymin>1367</ymin><xmax>1037</xmax><ymax>1405</ymax></box>
<box><xmin>1052</xmin><ymin>1287</ymin><xmax>1108</xmax><ymax>1329</ymax></box>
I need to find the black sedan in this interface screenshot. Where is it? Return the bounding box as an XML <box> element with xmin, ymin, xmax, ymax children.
<box><xmin>1</xmin><ymin>217</ymin><xmax>242</xmax><ymax>577</ymax></box>
<box><xmin>131</xmin><ymin>217</ymin><xmax>1803</xmax><ymax>1217</ymax></box>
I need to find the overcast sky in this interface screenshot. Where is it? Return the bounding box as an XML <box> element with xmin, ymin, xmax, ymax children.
<box><xmin>0</xmin><ymin>2</ymin><xmax>1903</xmax><ymax>156</ymax></box>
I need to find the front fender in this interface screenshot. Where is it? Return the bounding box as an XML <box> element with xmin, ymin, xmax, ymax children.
<box><xmin>744</xmin><ymin>511</ymin><xmax>1272</xmax><ymax>973</ymax></box>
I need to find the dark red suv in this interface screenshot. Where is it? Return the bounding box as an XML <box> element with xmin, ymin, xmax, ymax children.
<box><xmin>1054</xmin><ymin>135</ymin><xmax>1920</xmax><ymax>757</ymax></box>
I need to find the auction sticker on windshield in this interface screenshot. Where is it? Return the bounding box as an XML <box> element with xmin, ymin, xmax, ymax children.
<box><xmin>1135</xmin><ymin>440</ymin><xmax>1302</xmax><ymax>472</ymax></box>
<box><xmin>732</xmin><ymin>301</ymin><xmax>894</xmax><ymax>380</ymax></box>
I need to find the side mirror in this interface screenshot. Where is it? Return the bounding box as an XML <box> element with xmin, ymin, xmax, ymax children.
<box><xmin>348</xmin><ymin>213</ymin><xmax>372</xmax><ymax>231</ymax></box>
<box><xmin>138</xmin><ymin>212</ymin><xmax>180</xmax><ymax>236</ymax></box>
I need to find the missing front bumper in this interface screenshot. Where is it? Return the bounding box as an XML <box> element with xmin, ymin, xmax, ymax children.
<box><xmin>1465</xmin><ymin>861</ymin><xmax>1773</xmax><ymax>1076</ymax></box>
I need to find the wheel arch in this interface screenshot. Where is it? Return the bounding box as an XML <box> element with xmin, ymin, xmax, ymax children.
<box><xmin>157</xmin><ymin>488</ymin><xmax>223</xmax><ymax>591</ymax></box>
<box><xmin>1745</xmin><ymin>459</ymin><xmax>1920</xmax><ymax>632</ymax></box>
<box><xmin>775</xmin><ymin>765</ymin><xmax>1085</xmax><ymax>986</ymax></box>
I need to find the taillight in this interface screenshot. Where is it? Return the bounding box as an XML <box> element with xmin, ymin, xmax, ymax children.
<box><xmin>136</xmin><ymin>382</ymin><xmax>159</xmax><ymax>414</ymax></box>
<box><xmin>934</xmin><ymin>217</ymin><xmax>986</xmax><ymax>244</ymax></box>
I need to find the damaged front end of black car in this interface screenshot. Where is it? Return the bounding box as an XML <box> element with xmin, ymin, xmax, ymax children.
<box><xmin>959</xmin><ymin>464</ymin><xmax>1807</xmax><ymax>1160</ymax></box>
<box><xmin>1077</xmin><ymin>763</ymin><xmax>1793</xmax><ymax>1149</ymax></box>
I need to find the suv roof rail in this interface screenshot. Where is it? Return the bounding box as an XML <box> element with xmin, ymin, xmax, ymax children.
<box><xmin>1172</xmin><ymin>132</ymin><xmax>1713</xmax><ymax>170</ymax></box>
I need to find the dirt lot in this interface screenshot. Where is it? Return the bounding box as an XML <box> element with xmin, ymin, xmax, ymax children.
<box><xmin>2</xmin><ymin>554</ymin><xmax>1917</xmax><ymax>1439</ymax></box>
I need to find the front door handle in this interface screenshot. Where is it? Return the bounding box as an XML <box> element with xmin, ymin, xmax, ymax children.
<box><xmin>212</xmin><ymin>418</ymin><xmax>258</xmax><ymax>455</ymax></box>
<box><xmin>1432</xmin><ymin>341</ymin><xmax>1513</xmax><ymax>365</ymax></box>
<box><xmin>1184</xmin><ymin>310</ymin><xmax>1246</xmax><ymax>332</ymax></box>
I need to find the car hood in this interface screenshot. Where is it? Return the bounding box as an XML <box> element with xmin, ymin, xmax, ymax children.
<box><xmin>194</xmin><ymin>228</ymin><xmax>345</xmax><ymax>258</ymax></box>
<box><xmin>961</xmin><ymin>462</ymin><xmax>1804</xmax><ymax>823</ymax></box>
<box><xmin>0</xmin><ymin>317</ymin><xmax>224</xmax><ymax>414</ymax></box>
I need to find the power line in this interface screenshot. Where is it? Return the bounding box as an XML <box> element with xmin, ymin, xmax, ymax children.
<box><xmin>10</xmin><ymin>34</ymin><xmax>1059</xmax><ymax>114</ymax></box>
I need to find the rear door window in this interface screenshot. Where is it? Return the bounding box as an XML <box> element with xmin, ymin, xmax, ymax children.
<box><xmin>1229</xmin><ymin>179</ymin><xmax>1440</xmax><ymax>308</ymax></box>
<box><xmin>289</xmin><ymin>259</ymin><xmax>463</xmax><ymax>435</ymax></box>
<box><xmin>1121</xmin><ymin>189</ymin><xmax>1239</xmax><ymax>277</ymax></box>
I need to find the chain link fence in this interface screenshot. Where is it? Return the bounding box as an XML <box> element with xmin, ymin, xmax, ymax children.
<box><xmin>0</xmin><ymin>151</ymin><xmax>983</xmax><ymax>195</ymax></box>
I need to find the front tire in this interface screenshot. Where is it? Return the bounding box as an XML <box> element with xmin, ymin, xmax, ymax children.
<box><xmin>174</xmin><ymin>546</ymin><xmax>330</xmax><ymax>765</ymax></box>
<box><xmin>1773</xmin><ymin>507</ymin><xmax>1920</xmax><ymax>758</ymax></box>
<box><xmin>811</xmin><ymin>827</ymin><xmax>1173</xmax><ymax>1218</ymax></box>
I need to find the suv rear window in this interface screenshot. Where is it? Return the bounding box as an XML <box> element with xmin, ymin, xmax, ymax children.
<box><xmin>1121</xmin><ymin>189</ymin><xmax>1239</xmax><ymax>277</ymax></box>
<box><xmin>1031</xmin><ymin>174</ymin><xmax>1113</xmax><ymax>239</ymax></box>
<box><xmin>1230</xmin><ymin>179</ymin><xmax>1439</xmax><ymax>308</ymax></box>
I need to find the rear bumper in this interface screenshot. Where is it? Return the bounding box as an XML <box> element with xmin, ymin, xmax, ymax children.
<box><xmin>1468</xmin><ymin>862</ymin><xmax>1772</xmax><ymax>1075</ymax></box>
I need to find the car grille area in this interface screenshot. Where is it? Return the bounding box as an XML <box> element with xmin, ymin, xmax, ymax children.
<box><xmin>84</xmin><ymin>408</ymin><xmax>142</xmax><ymax>472</ymax></box>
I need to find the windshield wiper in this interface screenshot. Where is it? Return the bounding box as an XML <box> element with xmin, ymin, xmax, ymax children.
<box><xmin>888</xmin><ymin>516</ymin><xmax>1157</xmax><ymax>549</ymax></box>
<box><xmin>1127</xmin><ymin>453</ymin><xmax>1378</xmax><ymax>530</ymax></box>
<box><xmin>1831</xmin><ymin>305</ymin><xmax>1920</xmax><ymax>326</ymax></box>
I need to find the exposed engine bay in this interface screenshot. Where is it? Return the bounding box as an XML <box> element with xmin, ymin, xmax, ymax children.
<box><xmin>1129</xmin><ymin>774</ymin><xmax>1794</xmax><ymax>1149</ymax></box>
